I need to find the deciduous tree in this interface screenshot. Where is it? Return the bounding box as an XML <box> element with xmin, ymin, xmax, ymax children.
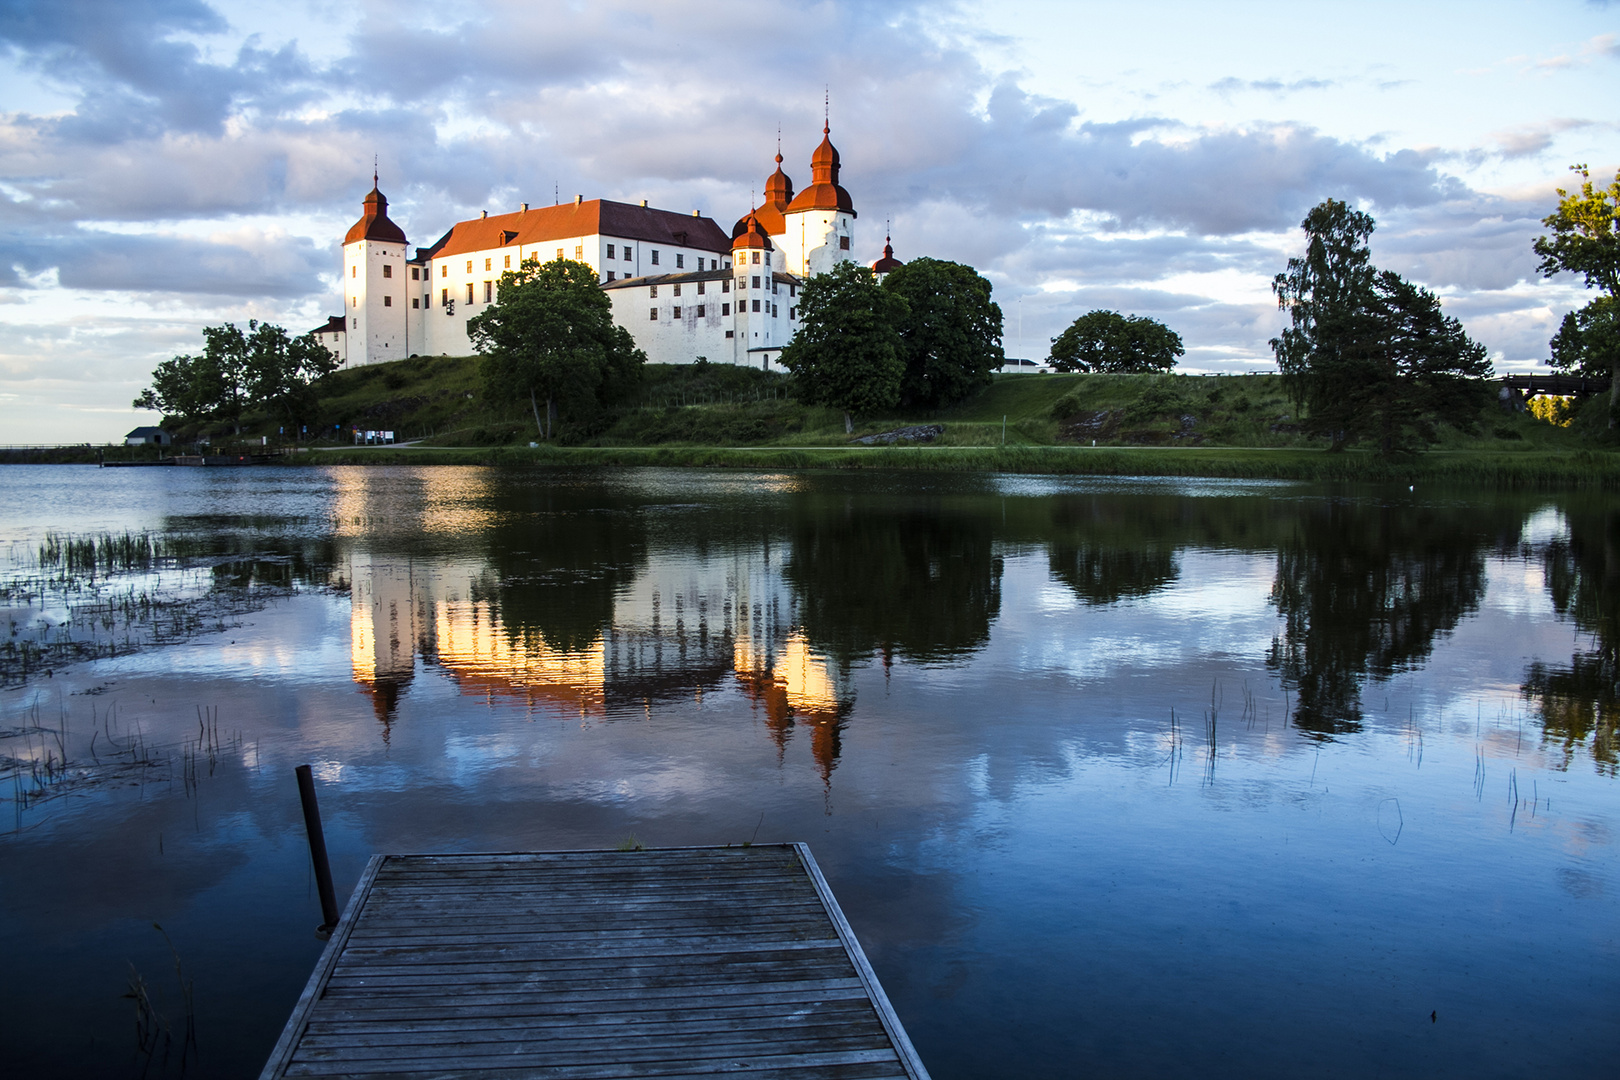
<box><xmin>1049</xmin><ymin>310</ymin><xmax>1184</xmax><ymax>373</ymax></box>
<box><xmin>1535</xmin><ymin>166</ymin><xmax>1620</xmax><ymax>424</ymax></box>
<box><xmin>1271</xmin><ymin>199</ymin><xmax>1490</xmax><ymax>453</ymax></box>
<box><xmin>779</xmin><ymin>261</ymin><xmax>907</xmax><ymax>433</ymax></box>
<box><xmin>468</xmin><ymin>257</ymin><xmax>645</xmax><ymax>439</ymax></box>
<box><xmin>880</xmin><ymin>257</ymin><xmax>1003</xmax><ymax>408</ymax></box>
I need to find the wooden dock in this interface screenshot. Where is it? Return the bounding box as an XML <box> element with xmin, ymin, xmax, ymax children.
<box><xmin>261</xmin><ymin>844</ymin><xmax>930</xmax><ymax>1079</ymax></box>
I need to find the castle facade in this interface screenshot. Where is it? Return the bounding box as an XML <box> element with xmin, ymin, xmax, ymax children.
<box><xmin>315</xmin><ymin>123</ymin><xmax>895</xmax><ymax>371</ymax></box>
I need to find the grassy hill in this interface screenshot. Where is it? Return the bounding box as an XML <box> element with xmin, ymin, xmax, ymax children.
<box><xmin>234</xmin><ymin>355</ymin><xmax>1602</xmax><ymax>457</ymax></box>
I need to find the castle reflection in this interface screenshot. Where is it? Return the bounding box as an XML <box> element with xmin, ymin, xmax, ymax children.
<box><xmin>344</xmin><ymin>546</ymin><xmax>852</xmax><ymax>779</ymax></box>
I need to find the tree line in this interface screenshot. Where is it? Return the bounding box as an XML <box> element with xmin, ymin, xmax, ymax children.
<box><xmin>134</xmin><ymin>321</ymin><xmax>338</xmax><ymax>434</ymax></box>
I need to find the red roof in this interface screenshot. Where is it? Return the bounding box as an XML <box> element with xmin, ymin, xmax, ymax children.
<box><xmin>785</xmin><ymin>124</ymin><xmax>856</xmax><ymax>217</ymax></box>
<box><xmin>872</xmin><ymin>238</ymin><xmax>903</xmax><ymax>274</ymax></box>
<box><xmin>419</xmin><ymin>199</ymin><xmax>731</xmax><ymax>262</ymax></box>
<box><xmin>732</xmin><ymin>211</ymin><xmax>774</xmax><ymax>250</ymax></box>
<box><xmin>344</xmin><ymin>185</ymin><xmax>408</xmax><ymax>245</ymax></box>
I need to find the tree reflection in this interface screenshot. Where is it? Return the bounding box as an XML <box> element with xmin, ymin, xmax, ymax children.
<box><xmin>1268</xmin><ymin>499</ymin><xmax>1495</xmax><ymax>737</ymax></box>
<box><xmin>1525</xmin><ymin>505</ymin><xmax>1620</xmax><ymax>774</ymax></box>
<box><xmin>1045</xmin><ymin>495</ymin><xmax>1181</xmax><ymax>605</ymax></box>
<box><xmin>483</xmin><ymin>498</ymin><xmax>648</xmax><ymax>654</ymax></box>
<box><xmin>785</xmin><ymin>497</ymin><xmax>1002</xmax><ymax>666</ymax></box>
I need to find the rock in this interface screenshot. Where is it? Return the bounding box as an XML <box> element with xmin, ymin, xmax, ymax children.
<box><xmin>853</xmin><ymin>425</ymin><xmax>945</xmax><ymax>445</ymax></box>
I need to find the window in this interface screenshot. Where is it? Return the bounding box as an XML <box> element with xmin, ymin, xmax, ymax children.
<box><xmin>484</xmin><ymin>258</ymin><xmax>492</xmax><ymax>271</ymax></box>
<box><xmin>676</xmin><ymin>254</ymin><xmax>684</xmax><ymax>269</ymax></box>
<box><xmin>765</xmin><ymin>252</ymin><xmax>771</xmax><ymax>266</ymax></box>
<box><xmin>466</xmin><ymin>283</ymin><xmax>474</xmax><ymax>304</ymax></box>
<box><xmin>607</xmin><ymin>271</ymin><xmax>615</xmax><ymax>281</ymax></box>
<box><xmin>352</xmin><ymin>316</ymin><xmax>357</xmax><ymax>328</ymax></box>
<box><xmin>771</xmin><ymin>303</ymin><xmax>777</xmax><ymax>317</ymax></box>
<box><xmin>723</xmin><ymin>279</ymin><xmax>731</xmax><ymax>293</ymax></box>
<box><xmin>441</xmin><ymin>265</ymin><xmax>447</xmax><ymax>277</ymax></box>
<box><xmin>351</xmin><ymin>296</ymin><xmax>357</xmax><ymax>307</ymax></box>
<box><xmin>790</xmin><ymin>284</ymin><xmax>796</xmax><ymax>297</ymax></box>
<box><xmin>696</xmin><ymin>281</ymin><xmax>705</xmax><ymax>295</ymax></box>
<box><xmin>413</xmin><ymin>298</ymin><xmax>420</xmax><ymax>308</ymax></box>
<box><xmin>673</xmin><ymin>306</ymin><xmax>682</xmax><ymax>319</ymax></box>
<box><xmin>651</xmin><ymin>250</ymin><xmax>660</xmax><ymax>265</ymax></box>
<box><xmin>623</xmin><ymin>247</ymin><xmax>632</xmax><ymax>261</ymax></box>
<box><xmin>711</xmin><ymin>259</ymin><xmax>718</xmax><ymax>270</ymax></box>
<box><xmin>484</xmin><ymin>280</ymin><xmax>492</xmax><ymax>303</ymax></box>
<box><xmin>411</xmin><ymin>267</ymin><xmax>420</xmax><ymax>280</ymax></box>
<box><xmin>556</xmin><ymin>248</ymin><xmax>564</xmax><ymax>260</ymax></box>
<box><xmin>752</xmin><ymin>276</ymin><xmax>760</xmax><ymax>289</ymax></box>
<box><xmin>607</xmin><ymin>244</ymin><xmax>615</xmax><ymax>259</ymax></box>
<box><xmin>839</xmin><ymin>236</ymin><xmax>850</xmax><ymax>250</ymax></box>
<box><xmin>736</xmin><ymin>277</ymin><xmax>745</xmax><ymax>291</ymax></box>
<box><xmin>789</xmin><ymin>307</ymin><xmax>796</xmax><ymax>320</ymax></box>
<box><xmin>384</xmin><ymin>295</ymin><xmax>392</xmax><ymax>307</ymax></box>
<box><xmin>725</xmin><ymin>329</ymin><xmax>734</xmax><ymax>338</ymax></box>
<box><xmin>351</xmin><ymin>266</ymin><xmax>356</xmax><ymax>278</ymax></box>
<box><xmin>673</xmin><ymin>284</ymin><xmax>681</xmax><ymax>297</ymax></box>
<box><xmin>752</xmin><ymin>300</ymin><xmax>761</xmax><ymax>313</ymax></box>
<box><xmin>722</xmin><ymin>303</ymin><xmax>730</xmax><ymax>316</ymax></box>
<box><xmin>751</xmin><ymin>252</ymin><xmax>760</xmax><ymax>265</ymax></box>
<box><xmin>442</xmin><ymin>288</ymin><xmax>448</xmax><ymax>305</ymax></box>
<box><xmin>695</xmin><ymin>304</ymin><xmax>705</xmax><ymax>317</ymax></box>
<box><xmin>466</xmin><ymin>260</ymin><xmax>473</xmax><ymax>273</ymax></box>
<box><xmin>649</xmin><ymin>308</ymin><xmax>658</xmax><ymax>321</ymax></box>
<box><xmin>575</xmin><ymin>245</ymin><xmax>583</xmax><ymax>259</ymax></box>
<box><xmin>650</xmin><ymin>284</ymin><xmax>658</xmax><ymax>297</ymax></box>
<box><xmin>383</xmin><ymin>264</ymin><xmax>393</xmax><ymax>278</ymax></box>
<box><xmin>504</xmin><ymin>255</ymin><xmax>511</xmax><ymax>268</ymax></box>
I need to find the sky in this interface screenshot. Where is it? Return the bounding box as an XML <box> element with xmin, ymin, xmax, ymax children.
<box><xmin>0</xmin><ymin>0</ymin><xmax>1616</xmax><ymax>443</ymax></box>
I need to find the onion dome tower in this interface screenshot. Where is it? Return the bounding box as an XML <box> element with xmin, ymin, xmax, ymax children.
<box><xmin>872</xmin><ymin>227</ymin><xmax>903</xmax><ymax>277</ymax></box>
<box><xmin>342</xmin><ymin>170</ymin><xmax>410</xmax><ymax>366</ymax></box>
<box><xmin>781</xmin><ymin>115</ymin><xmax>857</xmax><ymax>278</ymax></box>
<box><xmin>731</xmin><ymin>209</ymin><xmax>777</xmax><ymax>362</ymax></box>
<box><xmin>345</xmin><ymin>173</ymin><xmax>408</xmax><ymax>245</ymax></box>
<box><xmin>733</xmin><ymin>143</ymin><xmax>796</xmax><ymax>239</ymax></box>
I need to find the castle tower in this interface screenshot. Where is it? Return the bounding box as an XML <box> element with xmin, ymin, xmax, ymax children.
<box><xmin>872</xmin><ymin>228</ymin><xmax>903</xmax><ymax>279</ymax></box>
<box><xmin>342</xmin><ymin>174</ymin><xmax>410</xmax><ymax>366</ymax></box>
<box><xmin>731</xmin><ymin>210</ymin><xmax>779</xmax><ymax>366</ymax></box>
<box><xmin>779</xmin><ymin>121</ymin><xmax>856</xmax><ymax>278</ymax></box>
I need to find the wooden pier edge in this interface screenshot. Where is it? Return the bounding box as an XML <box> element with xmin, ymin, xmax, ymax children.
<box><xmin>793</xmin><ymin>842</ymin><xmax>931</xmax><ymax>1080</ymax></box>
<box><xmin>258</xmin><ymin>854</ymin><xmax>384</xmax><ymax>1080</ymax></box>
<box><xmin>259</xmin><ymin>845</ymin><xmax>931</xmax><ymax>1080</ymax></box>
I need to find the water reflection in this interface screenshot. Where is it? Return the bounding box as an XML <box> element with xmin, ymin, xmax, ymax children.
<box><xmin>1266</xmin><ymin>498</ymin><xmax>1508</xmax><ymax>737</ymax></box>
<box><xmin>1526</xmin><ymin>502</ymin><xmax>1620</xmax><ymax>773</ymax></box>
<box><xmin>785</xmin><ymin>495</ymin><xmax>1003</xmax><ymax>665</ymax></box>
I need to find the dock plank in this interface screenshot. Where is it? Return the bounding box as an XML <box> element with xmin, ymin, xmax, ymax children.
<box><xmin>262</xmin><ymin>845</ymin><xmax>928</xmax><ymax>1080</ymax></box>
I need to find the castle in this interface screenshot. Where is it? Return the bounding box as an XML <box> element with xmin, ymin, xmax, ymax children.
<box><xmin>313</xmin><ymin>122</ymin><xmax>902</xmax><ymax>371</ymax></box>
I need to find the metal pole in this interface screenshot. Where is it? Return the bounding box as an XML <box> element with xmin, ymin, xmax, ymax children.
<box><xmin>295</xmin><ymin>764</ymin><xmax>340</xmax><ymax>936</ymax></box>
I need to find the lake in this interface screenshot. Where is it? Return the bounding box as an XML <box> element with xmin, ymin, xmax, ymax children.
<box><xmin>1</xmin><ymin>464</ymin><xmax>1615</xmax><ymax>1078</ymax></box>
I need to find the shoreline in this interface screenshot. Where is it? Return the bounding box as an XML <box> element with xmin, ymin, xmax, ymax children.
<box><xmin>9</xmin><ymin>443</ymin><xmax>1620</xmax><ymax>488</ymax></box>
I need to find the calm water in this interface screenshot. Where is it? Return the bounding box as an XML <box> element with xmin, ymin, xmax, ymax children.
<box><xmin>1</xmin><ymin>465</ymin><xmax>1615</xmax><ymax>1078</ymax></box>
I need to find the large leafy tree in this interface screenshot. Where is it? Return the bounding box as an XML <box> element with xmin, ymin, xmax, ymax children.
<box><xmin>468</xmin><ymin>257</ymin><xmax>645</xmax><ymax>439</ymax></box>
<box><xmin>244</xmin><ymin>321</ymin><xmax>341</xmax><ymax>428</ymax></box>
<box><xmin>135</xmin><ymin>320</ymin><xmax>334</xmax><ymax>433</ymax></box>
<box><xmin>779</xmin><ymin>261</ymin><xmax>907</xmax><ymax>433</ymax></box>
<box><xmin>880</xmin><ymin>257</ymin><xmax>1003</xmax><ymax>408</ymax></box>
<box><xmin>1271</xmin><ymin>198</ymin><xmax>1490</xmax><ymax>453</ymax></box>
<box><xmin>1049</xmin><ymin>310</ymin><xmax>1183</xmax><ymax>373</ymax></box>
<box><xmin>1535</xmin><ymin>166</ymin><xmax>1620</xmax><ymax>424</ymax></box>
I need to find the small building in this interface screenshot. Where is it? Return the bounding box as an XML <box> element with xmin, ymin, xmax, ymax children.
<box><xmin>125</xmin><ymin>426</ymin><xmax>172</xmax><ymax>446</ymax></box>
<box><xmin>310</xmin><ymin>315</ymin><xmax>348</xmax><ymax>365</ymax></box>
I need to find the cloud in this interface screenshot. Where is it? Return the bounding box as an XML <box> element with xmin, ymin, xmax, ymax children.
<box><xmin>1</xmin><ymin>226</ymin><xmax>331</xmax><ymax>296</ymax></box>
<box><xmin>1489</xmin><ymin>118</ymin><xmax>1595</xmax><ymax>159</ymax></box>
<box><xmin>1208</xmin><ymin>76</ymin><xmax>1337</xmax><ymax>97</ymax></box>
